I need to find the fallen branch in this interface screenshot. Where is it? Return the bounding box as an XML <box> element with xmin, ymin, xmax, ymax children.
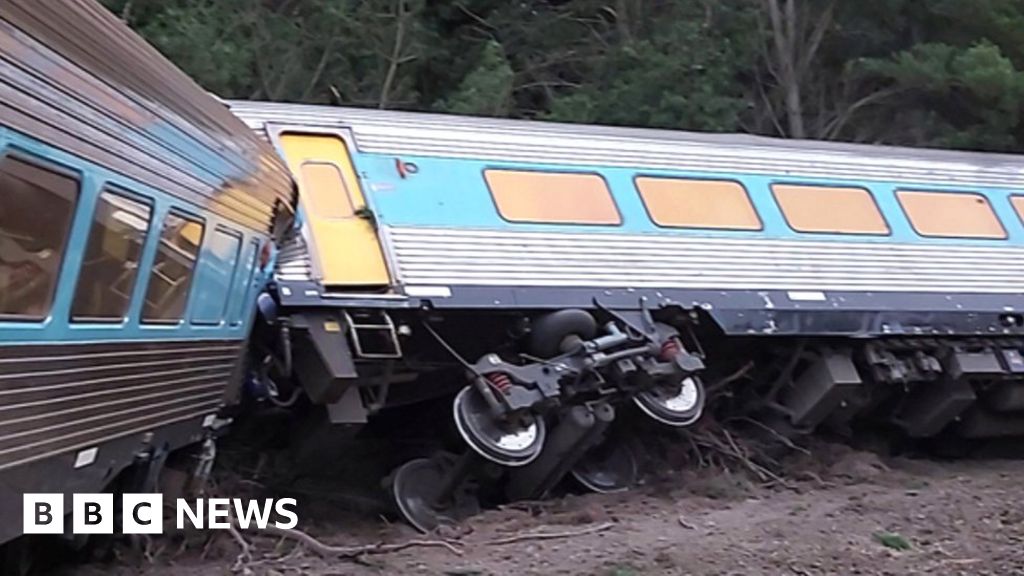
<box><xmin>722</xmin><ymin>428</ymin><xmax>790</xmax><ymax>487</ymax></box>
<box><xmin>227</xmin><ymin>523</ymin><xmax>254</xmax><ymax>574</ymax></box>
<box><xmin>485</xmin><ymin>522</ymin><xmax>616</xmax><ymax>546</ymax></box>
<box><xmin>795</xmin><ymin>470</ymin><xmax>835</xmax><ymax>489</ymax></box>
<box><xmin>243</xmin><ymin>523</ymin><xmax>463</xmax><ymax>558</ymax></box>
<box><xmin>705</xmin><ymin>361</ymin><xmax>755</xmax><ymax>396</ymax></box>
<box><xmin>687</xmin><ymin>433</ymin><xmax>707</xmax><ymax>468</ymax></box>
<box><xmin>730</xmin><ymin>416</ymin><xmax>811</xmax><ymax>456</ymax></box>
<box><xmin>689</xmin><ymin>425</ymin><xmax>794</xmax><ymax>490</ymax></box>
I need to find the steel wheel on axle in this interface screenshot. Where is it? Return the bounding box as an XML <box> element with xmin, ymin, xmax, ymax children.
<box><xmin>571</xmin><ymin>436</ymin><xmax>640</xmax><ymax>494</ymax></box>
<box><xmin>634</xmin><ymin>376</ymin><xmax>706</xmax><ymax>427</ymax></box>
<box><xmin>388</xmin><ymin>454</ymin><xmax>480</xmax><ymax>533</ymax></box>
<box><xmin>453</xmin><ymin>386</ymin><xmax>546</xmax><ymax>467</ymax></box>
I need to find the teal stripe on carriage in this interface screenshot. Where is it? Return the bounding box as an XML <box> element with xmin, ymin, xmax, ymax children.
<box><xmin>349</xmin><ymin>153</ymin><xmax>1024</xmax><ymax>247</ymax></box>
<box><xmin>0</xmin><ymin>128</ymin><xmax>273</xmax><ymax>344</ymax></box>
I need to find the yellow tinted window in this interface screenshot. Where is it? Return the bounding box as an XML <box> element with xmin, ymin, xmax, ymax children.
<box><xmin>772</xmin><ymin>184</ymin><xmax>888</xmax><ymax>235</ymax></box>
<box><xmin>897</xmin><ymin>190</ymin><xmax>1005</xmax><ymax>239</ymax></box>
<box><xmin>636</xmin><ymin>177</ymin><xmax>760</xmax><ymax>230</ymax></box>
<box><xmin>1009</xmin><ymin>196</ymin><xmax>1024</xmax><ymax>225</ymax></box>
<box><xmin>485</xmin><ymin>170</ymin><xmax>620</xmax><ymax>225</ymax></box>
<box><xmin>300</xmin><ymin>162</ymin><xmax>355</xmax><ymax>219</ymax></box>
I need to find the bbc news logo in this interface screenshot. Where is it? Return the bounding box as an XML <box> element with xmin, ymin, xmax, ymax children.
<box><xmin>23</xmin><ymin>494</ymin><xmax>298</xmax><ymax>535</ymax></box>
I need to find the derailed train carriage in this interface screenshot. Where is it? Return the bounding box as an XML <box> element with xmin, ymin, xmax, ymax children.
<box><xmin>231</xmin><ymin>100</ymin><xmax>1024</xmax><ymax>531</ymax></box>
<box><xmin>0</xmin><ymin>0</ymin><xmax>293</xmax><ymax>564</ymax></box>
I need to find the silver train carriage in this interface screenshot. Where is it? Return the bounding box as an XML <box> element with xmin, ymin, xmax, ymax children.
<box><xmin>230</xmin><ymin>99</ymin><xmax>1024</xmax><ymax>531</ymax></box>
<box><xmin>0</xmin><ymin>0</ymin><xmax>294</xmax><ymax>558</ymax></box>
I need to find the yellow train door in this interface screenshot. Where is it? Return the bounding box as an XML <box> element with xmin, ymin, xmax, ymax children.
<box><xmin>277</xmin><ymin>132</ymin><xmax>390</xmax><ymax>288</ymax></box>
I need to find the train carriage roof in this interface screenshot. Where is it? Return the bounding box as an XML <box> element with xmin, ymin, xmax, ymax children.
<box><xmin>0</xmin><ymin>1</ymin><xmax>294</xmax><ymax>233</ymax></box>
<box><xmin>229</xmin><ymin>100</ymin><xmax>1024</xmax><ymax>191</ymax></box>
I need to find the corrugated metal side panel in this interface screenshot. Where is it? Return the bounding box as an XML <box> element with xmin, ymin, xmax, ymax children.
<box><xmin>276</xmin><ymin>232</ymin><xmax>314</xmax><ymax>282</ymax></box>
<box><xmin>388</xmin><ymin>227</ymin><xmax>1024</xmax><ymax>293</ymax></box>
<box><xmin>228</xmin><ymin>101</ymin><xmax>1024</xmax><ymax>190</ymax></box>
<box><xmin>0</xmin><ymin>340</ymin><xmax>242</xmax><ymax>472</ymax></box>
<box><xmin>0</xmin><ymin>1</ymin><xmax>294</xmax><ymax>232</ymax></box>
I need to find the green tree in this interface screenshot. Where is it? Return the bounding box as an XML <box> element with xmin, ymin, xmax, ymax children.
<box><xmin>436</xmin><ymin>40</ymin><xmax>514</xmax><ymax>116</ymax></box>
<box><xmin>104</xmin><ymin>0</ymin><xmax>427</xmax><ymax>106</ymax></box>
<box><xmin>857</xmin><ymin>41</ymin><xmax>1024</xmax><ymax>150</ymax></box>
<box><xmin>545</xmin><ymin>19</ymin><xmax>750</xmax><ymax>132</ymax></box>
<box><xmin>102</xmin><ymin>0</ymin><xmax>1024</xmax><ymax>152</ymax></box>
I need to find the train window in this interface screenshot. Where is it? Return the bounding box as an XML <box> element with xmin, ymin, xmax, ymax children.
<box><xmin>190</xmin><ymin>227</ymin><xmax>242</xmax><ymax>325</ymax></box>
<box><xmin>484</xmin><ymin>169</ymin><xmax>621</xmax><ymax>225</ymax></box>
<box><xmin>142</xmin><ymin>211</ymin><xmax>204</xmax><ymax>323</ymax></box>
<box><xmin>772</xmin><ymin>184</ymin><xmax>889</xmax><ymax>235</ymax></box>
<box><xmin>1012</xmin><ymin>196</ymin><xmax>1024</xmax><ymax>225</ymax></box>
<box><xmin>0</xmin><ymin>157</ymin><xmax>79</xmax><ymax>319</ymax></box>
<box><xmin>300</xmin><ymin>162</ymin><xmax>355</xmax><ymax>219</ymax></box>
<box><xmin>897</xmin><ymin>190</ymin><xmax>1006</xmax><ymax>239</ymax></box>
<box><xmin>635</xmin><ymin>177</ymin><xmax>761</xmax><ymax>230</ymax></box>
<box><xmin>71</xmin><ymin>190</ymin><xmax>152</xmax><ymax>322</ymax></box>
<box><xmin>227</xmin><ymin>239</ymin><xmax>260</xmax><ymax>326</ymax></box>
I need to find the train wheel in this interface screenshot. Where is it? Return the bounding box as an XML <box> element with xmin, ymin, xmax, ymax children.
<box><xmin>634</xmin><ymin>376</ymin><xmax>705</xmax><ymax>427</ymax></box>
<box><xmin>571</xmin><ymin>437</ymin><xmax>639</xmax><ymax>494</ymax></box>
<box><xmin>388</xmin><ymin>454</ymin><xmax>480</xmax><ymax>533</ymax></box>
<box><xmin>453</xmin><ymin>386</ymin><xmax>546</xmax><ymax>467</ymax></box>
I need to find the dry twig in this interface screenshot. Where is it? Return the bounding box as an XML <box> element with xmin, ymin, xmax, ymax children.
<box><xmin>228</xmin><ymin>523</ymin><xmax>254</xmax><ymax>574</ymax></box>
<box><xmin>244</xmin><ymin>523</ymin><xmax>463</xmax><ymax>558</ymax></box>
<box><xmin>796</xmin><ymin>470</ymin><xmax>835</xmax><ymax>489</ymax></box>
<box><xmin>485</xmin><ymin>522</ymin><xmax>616</xmax><ymax>546</ymax></box>
<box><xmin>730</xmin><ymin>416</ymin><xmax>811</xmax><ymax>456</ymax></box>
<box><xmin>722</xmin><ymin>428</ymin><xmax>791</xmax><ymax>488</ymax></box>
<box><xmin>705</xmin><ymin>361</ymin><xmax>755</xmax><ymax>396</ymax></box>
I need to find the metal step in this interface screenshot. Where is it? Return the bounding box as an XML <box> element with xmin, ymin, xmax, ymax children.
<box><xmin>342</xmin><ymin>310</ymin><xmax>402</xmax><ymax>359</ymax></box>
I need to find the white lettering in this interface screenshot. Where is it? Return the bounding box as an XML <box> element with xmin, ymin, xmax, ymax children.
<box><xmin>233</xmin><ymin>499</ymin><xmax>274</xmax><ymax>529</ymax></box>
<box><xmin>207</xmin><ymin>498</ymin><xmax>231</xmax><ymax>529</ymax></box>
<box><xmin>176</xmin><ymin>498</ymin><xmax>204</xmax><ymax>529</ymax></box>
<box><xmin>274</xmin><ymin>498</ymin><xmax>298</xmax><ymax>529</ymax></box>
<box><xmin>26</xmin><ymin>494</ymin><xmax>298</xmax><ymax>534</ymax></box>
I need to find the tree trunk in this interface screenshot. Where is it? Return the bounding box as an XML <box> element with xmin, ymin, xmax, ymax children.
<box><xmin>380</xmin><ymin>0</ymin><xmax>408</xmax><ymax>110</ymax></box>
<box><xmin>765</xmin><ymin>0</ymin><xmax>805</xmax><ymax>138</ymax></box>
<box><xmin>761</xmin><ymin>0</ymin><xmax>835</xmax><ymax>139</ymax></box>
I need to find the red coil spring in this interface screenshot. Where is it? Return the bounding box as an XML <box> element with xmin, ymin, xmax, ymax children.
<box><xmin>660</xmin><ymin>338</ymin><xmax>682</xmax><ymax>361</ymax></box>
<box><xmin>486</xmin><ymin>372</ymin><xmax>513</xmax><ymax>395</ymax></box>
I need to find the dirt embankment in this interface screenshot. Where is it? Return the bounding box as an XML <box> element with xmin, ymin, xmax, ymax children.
<box><xmin>61</xmin><ymin>443</ymin><xmax>1024</xmax><ymax>576</ymax></box>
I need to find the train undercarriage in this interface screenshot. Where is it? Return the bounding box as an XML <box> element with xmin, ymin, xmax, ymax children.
<box><xmin>250</xmin><ymin>300</ymin><xmax>1024</xmax><ymax>532</ymax></box>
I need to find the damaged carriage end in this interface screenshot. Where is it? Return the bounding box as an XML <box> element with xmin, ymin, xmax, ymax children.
<box><xmin>249</xmin><ymin>298</ymin><xmax>709</xmax><ymax>428</ymax></box>
<box><xmin>246</xmin><ymin>292</ymin><xmax>712</xmax><ymax>532</ymax></box>
<box><xmin>248</xmin><ymin>303</ymin><xmax>369</xmax><ymax>423</ymax></box>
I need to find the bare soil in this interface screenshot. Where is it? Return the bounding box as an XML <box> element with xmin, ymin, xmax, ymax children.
<box><xmin>57</xmin><ymin>442</ymin><xmax>1024</xmax><ymax>576</ymax></box>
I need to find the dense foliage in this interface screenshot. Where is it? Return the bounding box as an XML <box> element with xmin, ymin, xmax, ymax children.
<box><xmin>103</xmin><ymin>0</ymin><xmax>1024</xmax><ymax>152</ymax></box>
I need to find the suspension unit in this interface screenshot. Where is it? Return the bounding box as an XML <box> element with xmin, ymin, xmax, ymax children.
<box><xmin>468</xmin><ymin>317</ymin><xmax>705</xmax><ymax>426</ymax></box>
<box><xmin>388</xmin><ymin>306</ymin><xmax>710</xmax><ymax>532</ymax></box>
<box><xmin>446</xmin><ymin>306</ymin><xmax>707</xmax><ymax>471</ymax></box>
